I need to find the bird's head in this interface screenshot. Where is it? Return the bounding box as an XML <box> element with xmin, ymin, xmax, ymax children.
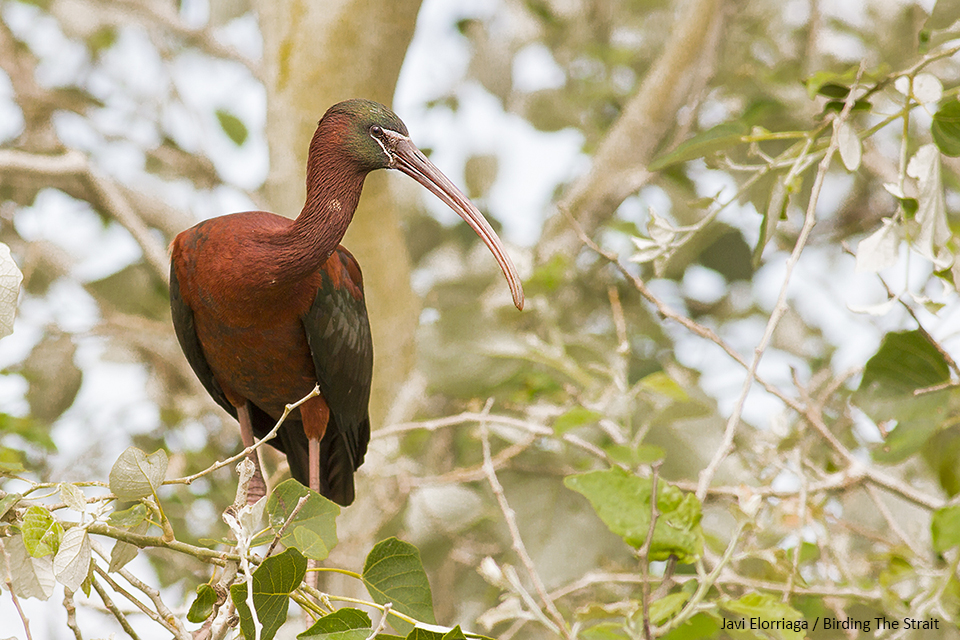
<box><xmin>319</xmin><ymin>99</ymin><xmax>409</xmax><ymax>172</ymax></box>
<box><xmin>315</xmin><ymin>99</ymin><xmax>525</xmax><ymax>310</ymax></box>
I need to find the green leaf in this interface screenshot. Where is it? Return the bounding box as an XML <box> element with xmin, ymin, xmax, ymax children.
<box><xmin>638</xmin><ymin>372</ymin><xmax>689</xmax><ymax>401</ymax></box>
<box><xmin>932</xmin><ymin>505</ymin><xmax>960</xmax><ymax>552</ymax></box>
<box><xmin>0</xmin><ymin>448</ymin><xmax>26</xmax><ymax>474</ymax></box>
<box><xmin>816</xmin><ymin>83</ymin><xmax>851</xmax><ymax>99</ymax></box>
<box><xmin>855</xmin><ymin>330</ymin><xmax>953</xmax><ymax>461</ymax></box>
<box><xmin>232</xmin><ymin>547</ymin><xmax>308</xmax><ymax>640</ymax></box>
<box><xmin>299</xmin><ymin>608</ymin><xmax>372</xmax><ymax>638</ymax></box>
<box><xmin>754</xmin><ymin>177</ymin><xmax>789</xmax><ymax>268</ymax></box>
<box><xmin>399</xmin><ymin>627</ymin><xmax>471</xmax><ymax>640</ymax></box>
<box><xmin>108</xmin><ymin>507</ymin><xmax>151</xmax><ymax>572</ymax></box>
<box><xmin>108</xmin><ymin>447</ymin><xmax>168</xmax><ymax>501</ymax></box>
<box><xmin>564</xmin><ymin>467</ymin><xmax>702</xmax><ymax>562</ymax></box>
<box><xmin>108</xmin><ymin>503</ymin><xmax>149</xmax><ymax>529</ymax></box>
<box><xmin>188</xmin><ymin>583</ymin><xmax>219</xmax><ymax>624</ymax></box>
<box><xmin>524</xmin><ymin>254</ymin><xmax>569</xmax><ymax>294</ymax></box>
<box><xmin>649</xmin><ymin>122</ymin><xmax>749</xmax><ymax>171</ymax></box>
<box><xmin>659</xmin><ymin>613</ymin><xmax>720</xmax><ymax>640</ymax></box>
<box><xmin>553</xmin><ymin>407</ymin><xmax>601</xmax><ymax>435</ymax></box>
<box><xmin>582</xmin><ymin>622</ymin><xmax>630</xmax><ymax>640</ymax></box>
<box><xmin>933</xmin><ymin>100</ymin><xmax>960</xmax><ymax>156</ymax></box>
<box><xmin>21</xmin><ymin>505</ymin><xmax>63</xmax><ymax>558</ymax></box>
<box><xmin>803</xmin><ymin>67</ymin><xmax>864</xmax><ymax>100</ymax></box>
<box><xmin>859</xmin><ymin>330</ymin><xmax>950</xmax><ymax>395</ymax></box>
<box><xmin>721</xmin><ymin>593</ymin><xmax>806</xmax><ymax>640</ymax></box>
<box><xmin>0</xmin><ymin>492</ymin><xmax>21</xmax><ymax>519</ymax></box>
<box><xmin>266</xmin><ymin>478</ymin><xmax>340</xmax><ymax>561</ymax></box>
<box><xmin>647</xmin><ymin>592</ymin><xmax>690</xmax><ymax>626</ymax></box>
<box><xmin>87</xmin><ymin>26</ymin><xmax>118</xmax><ymax>56</ymax></box>
<box><xmin>216</xmin><ymin>109</ymin><xmax>248</xmax><ymax>146</ymax></box>
<box><xmin>363</xmin><ymin>537</ymin><xmax>436</xmax><ymax>635</ymax></box>
<box><xmin>926</xmin><ymin>0</ymin><xmax>960</xmax><ymax>31</ymax></box>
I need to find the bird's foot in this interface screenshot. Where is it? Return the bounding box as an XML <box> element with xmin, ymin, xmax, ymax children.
<box><xmin>235</xmin><ymin>457</ymin><xmax>268</xmax><ymax>506</ymax></box>
<box><xmin>246</xmin><ymin>470</ymin><xmax>267</xmax><ymax>505</ymax></box>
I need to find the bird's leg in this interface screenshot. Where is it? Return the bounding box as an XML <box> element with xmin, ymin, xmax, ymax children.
<box><xmin>300</xmin><ymin>396</ymin><xmax>330</xmax><ymax>591</ymax></box>
<box><xmin>238</xmin><ymin>401</ymin><xmax>267</xmax><ymax>504</ymax></box>
<box><xmin>309</xmin><ymin>437</ymin><xmax>320</xmax><ymax>494</ymax></box>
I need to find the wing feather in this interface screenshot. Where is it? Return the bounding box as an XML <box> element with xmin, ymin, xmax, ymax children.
<box><xmin>302</xmin><ymin>247</ymin><xmax>373</xmax><ymax>476</ymax></box>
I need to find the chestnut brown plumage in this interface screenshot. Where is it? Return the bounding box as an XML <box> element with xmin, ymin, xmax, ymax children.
<box><xmin>170</xmin><ymin>99</ymin><xmax>523</xmax><ymax>505</ymax></box>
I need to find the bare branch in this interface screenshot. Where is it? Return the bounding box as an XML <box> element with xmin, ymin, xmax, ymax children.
<box><xmin>540</xmin><ymin>0</ymin><xmax>726</xmax><ymax>259</ymax></box>
<box><xmin>637</xmin><ymin>461</ymin><xmax>663</xmax><ymax>640</ymax></box>
<box><xmin>90</xmin><ymin>572</ymin><xmax>143</xmax><ymax>640</ymax></box>
<box><xmin>63</xmin><ymin>588</ymin><xmax>84</xmax><ymax>640</ymax></box>
<box><xmin>91</xmin><ymin>540</ymin><xmax>191</xmax><ymax>640</ymax></box>
<box><xmin>0</xmin><ymin>148</ymin><xmax>171</xmax><ymax>284</ymax></box>
<box><xmin>479</xmin><ymin>401</ymin><xmax>571</xmax><ymax>639</ymax></box>
<box><xmin>104</xmin><ymin>0</ymin><xmax>262</xmax><ymax>80</ymax></box>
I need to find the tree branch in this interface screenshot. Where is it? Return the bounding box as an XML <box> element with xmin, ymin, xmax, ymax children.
<box><xmin>539</xmin><ymin>0</ymin><xmax>726</xmax><ymax>260</ymax></box>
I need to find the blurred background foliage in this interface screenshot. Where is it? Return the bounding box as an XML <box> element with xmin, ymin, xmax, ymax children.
<box><xmin>1</xmin><ymin>0</ymin><xmax>960</xmax><ymax>638</ymax></box>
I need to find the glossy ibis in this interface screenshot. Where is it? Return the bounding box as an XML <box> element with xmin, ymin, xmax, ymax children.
<box><xmin>170</xmin><ymin>99</ymin><xmax>524</xmax><ymax>506</ymax></box>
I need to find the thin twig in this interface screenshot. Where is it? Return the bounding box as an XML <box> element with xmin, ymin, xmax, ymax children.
<box><xmin>0</xmin><ymin>538</ymin><xmax>32</xmax><ymax>640</ymax></box>
<box><xmin>377</xmin><ymin>410</ymin><xmax>617</xmax><ymax>466</ymax></box>
<box><xmin>865</xmin><ymin>483</ymin><xmax>928</xmax><ymax>559</ymax></box>
<box><xmin>265</xmin><ymin>495</ymin><xmax>308</xmax><ymax>559</ymax></box>
<box><xmin>89</xmin><ymin>572</ymin><xmax>143</xmax><ymax>640</ymax></box>
<box><xmin>83</xmin><ymin>520</ymin><xmax>235</xmax><ymax>564</ymax></box>
<box><xmin>366</xmin><ymin>602</ymin><xmax>392</xmax><ymax>640</ymax></box>
<box><xmin>167</xmin><ymin>385</ymin><xmax>322</xmax><ymax>487</ymax></box>
<box><xmin>783</xmin><ymin>450</ymin><xmax>808</xmax><ymax>602</ymax></box>
<box><xmin>478</xmin><ymin>400</ymin><xmax>571</xmax><ymax>639</ymax></box>
<box><xmin>638</xmin><ymin>461</ymin><xmax>663</xmax><ymax>640</ymax></box>
<box><xmin>91</xmin><ymin>546</ymin><xmax>190</xmax><ymax>640</ymax></box>
<box><xmin>656</xmin><ymin>523</ymin><xmax>746</xmax><ymax>634</ymax></box>
<box><xmin>695</xmin><ymin>63</ymin><xmax>865</xmax><ymax>501</ymax></box>
<box><xmin>63</xmin><ymin>588</ymin><xmax>84</xmax><ymax>640</ymax></box>
<box><xmin>105</xmin><ymin>0</ymin><xmax>263</xmax><ymax>80</ymax></box>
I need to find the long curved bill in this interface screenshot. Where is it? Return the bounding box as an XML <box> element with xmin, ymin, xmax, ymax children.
<box><xmin>385</xmin><ymin>131</ymin><xmax>525</xmax><ymax>311</ymax></box>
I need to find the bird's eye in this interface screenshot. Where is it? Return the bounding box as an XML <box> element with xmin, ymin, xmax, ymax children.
<box><xmin>370</xmin><ymin>125</ymin><xmax>383</xmax><ymax>137</ymax></box>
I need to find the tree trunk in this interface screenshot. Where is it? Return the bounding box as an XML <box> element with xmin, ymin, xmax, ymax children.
<box><xmin>255</xmin><ymin>0</ymin><xmax>423</xmax><ymax>428</ymax></box>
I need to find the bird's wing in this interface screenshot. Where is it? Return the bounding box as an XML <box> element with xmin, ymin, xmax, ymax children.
<box><xmin>169</xmin><ymin>262</ymin><xmax>238</xmax><ymax>421</ymax></box>
<box><xmin>302</xmin><ymin>246</ymin><xmax>373</xmax><ymax>474</ymax></box>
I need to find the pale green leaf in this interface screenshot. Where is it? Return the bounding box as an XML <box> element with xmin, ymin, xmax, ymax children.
<box><xmin>53</xmin><ymin>527</ymin><xmax>91</xmax><ymax>592</ymax></box>
<box><xmin>59</xmin><ymin>483</ymin><xmax>87</xmax><ymax>514</ymax></box>
<box><xmin>267</xmin><ymin>479</ymin><xmax>339</xmax><ymax>561</ymax></box>
<box><xmin>5</xmin><ymin>535</ymin><xmax>55</xmax><ymax>600</ymax></box>
<box><xmin>0</xmin><ymin>242</ymin><xmax>22</xmax><ymax>338</ymax></box>
<box><xmin>109</xmin><ymin>447</ymin><xmax>168</xmax><ymax>501</ymax></box>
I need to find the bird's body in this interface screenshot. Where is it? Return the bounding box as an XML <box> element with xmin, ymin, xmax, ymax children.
<box><xmin>171</xmin><ymin>212</ymin><xmax>371</xmax><ymax>504</ymax></box>
<box><xmin>170</xmin><ymin>99</ymin><xmax>522</xmax><ymax>507</ymax></box>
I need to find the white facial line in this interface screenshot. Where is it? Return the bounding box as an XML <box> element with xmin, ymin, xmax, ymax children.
<box><xmin>379</xmin><ymin>129</ymin><xmax>410</xmax><ymax>166</ymax></box>
<box><xmin>371</xmin><ymin>132</ymin><xmax>390</xmax><ymax>159</ymax></box>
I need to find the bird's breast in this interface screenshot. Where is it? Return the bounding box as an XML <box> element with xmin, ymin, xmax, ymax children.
<box><xmin>172</xmin><ymin>213</ymin><xmax>325</xmax><ymax>417</ymax></box>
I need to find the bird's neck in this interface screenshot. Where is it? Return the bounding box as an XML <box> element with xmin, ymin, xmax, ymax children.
<box><xmin>274</xmin><ymin>156</ymin><xmax>366</xmax><ymax>283</ymax></box>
